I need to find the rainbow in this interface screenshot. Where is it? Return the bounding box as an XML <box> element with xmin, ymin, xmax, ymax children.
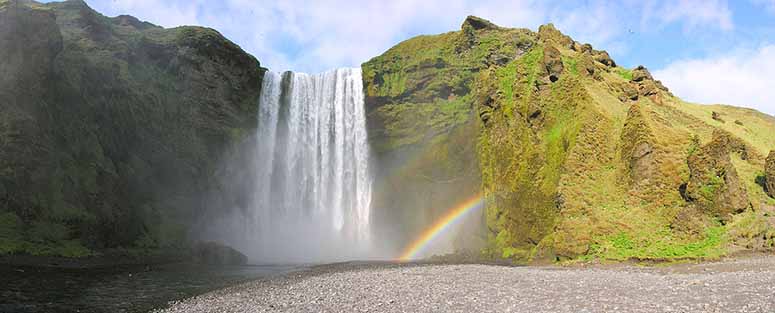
<box><xmin>397</xmin><ymin>193</ymin><xmax>484</xmax><ymax>261</ymax></box>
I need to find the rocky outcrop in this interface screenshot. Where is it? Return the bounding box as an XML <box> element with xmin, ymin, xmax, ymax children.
<box><xmin>462</xmin><ymin>15</ymin><xmax>499</xmax><ymax>30</ymax></box>
<box><xmin>593</xmin><ymin>50</ymin><xmax>616</xmax><ymax>67</ymax></box>
<box><xmin>621</xmin><ymin>104</ymin><xmax>656</xmax><ymax>185</ymax></box>
<box><xmin>767</xmin><ymin>151</ymin><xmax>775</xmax><ymax>198</ymax></box>
<box><xmin>366</xmin><ymin>16</ymin><xmax>775</xmax><ymax>262</ymax></box>
<box><xmin>543</xmin><ymin>46</ymin><xmax>564</xmax><ymax>82</ymax></box>
<box><xmin>612</xmin><ymin>81</ymin><xmax>639</xmax><ymax>102</ymax></box>
<box><xmin>0</xmin><ymin>0</ymin><xmax>264</xmax><ymax>256</ymax></box>
<box><xmin>631</xmin><ymin>65</ymin><xmax>653</xmax><ymax>82</ymax></box>
<box><xmin>684</xmin><ymin>131</ymin><xmax>750</xmax><ymax>221</ymax></box>
<box><xmin>622</xmin><ymin>65</ymin><xmax>671</xmax><ymax>101</ymax></box>
<box><xmin>191</xmin><ymin>242</ymin><xmax>248</xmax><ymax>265</ymax></box>
<box><xmin>538</xmin><ymin>23</ymin><xmax>573</xmax><ymax>48</ymax></box>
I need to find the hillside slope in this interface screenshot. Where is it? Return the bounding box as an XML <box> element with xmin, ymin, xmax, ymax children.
<box><xmin>0</xmin><ymin>0</ymin><xmax>263</xmax><ymax>256</ymax></box>
<box><xmin>364</xmin><ymin>16</ymin><xmax>775</xmax><ymax>262</ymax></box>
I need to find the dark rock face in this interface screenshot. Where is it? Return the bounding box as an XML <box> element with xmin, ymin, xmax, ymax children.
<box><xmin>629</xmin><ymin>142</ymin><xmax>655</xmax><ymax>182</ymax></box>
<box><xmin>0</xmin><ymin>1</ymin><xmax>263</xmax><ymax>255</ymax></box>
<box><xmin>684</xmin><ymin>131</ymin><xmax>750</xmax><ymax>221</ymax></box>
<box><xmin>543</xmin><ymin>46</ymin><xmax>564</xmax><ymax>83</ymax></box>
<box><xmin>579</xmin><ymin>43</ymin><xmax>593</xmax><ymax>54</ymax></box>
<box><xmin>462</xmin><ymin>15</ymin><xmax>498</xmax><ymax>30</ymax></box>
<box><xmin>538</xmin><ymin>23</ymin><xmax>573</xmax><ymax>47</ymax></box>
<box><xmin>627</xmin><ymin>65</ymin><xmax>671</xmax><ymax>101</ymax></box>
<box><xmin>631</xmin><ymin>65</ymin><xmax>653</xmax><ymax>82</ymax></box>
<box><xmin>191</xmin><ymin>241</ymin><xmax>248</xmax><ymax>265</ymax></box>
<box><xmin>767</xmin><ymin>151</ymin><xmax>775</xmax><ymax>198</ymax></box>
<box><xmin>612</xmin><ymin>81</ymin><xmax>638</xmax><ymax>102</ymax></box>
<box><xmin>593</xmin><ymin>51</ymin><xmax>616</xmax><ymax>67</ymax></box>
<box><xmin>621</xmin><ymin>104</ymin><xmax>656</xmax><ymax>185</ymax></box>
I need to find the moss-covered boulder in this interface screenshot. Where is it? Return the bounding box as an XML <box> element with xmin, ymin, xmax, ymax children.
<box><xmin>621</xmin><ymin>104</ymin><xmax>657</xmax><ymax>185</ymax></box>
<box><xmin>191</xmin><ymin>241</ymin><xmax>248</xmax><ymax>265</ymax></box>
<box><xmin>684</xmin><ymin>131</ymin><xmax>750</xmax><ymax>221</ymax></box>
<box><xmin>0</xmin><ymin>0</ymin><xmax>264</xmax><ymax>256</ymax></box>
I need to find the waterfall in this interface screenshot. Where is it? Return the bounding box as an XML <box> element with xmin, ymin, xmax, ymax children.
<box><xmin>246</xmin><ymin>68</ymin><xmax>372</xmax><ymax>263</ymax></box>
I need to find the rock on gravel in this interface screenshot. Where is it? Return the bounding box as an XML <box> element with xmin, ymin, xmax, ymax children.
<box><xmin>159</xmin><ymin>257</ymin><xmax>775</xmax><ymax>313</ymax></box>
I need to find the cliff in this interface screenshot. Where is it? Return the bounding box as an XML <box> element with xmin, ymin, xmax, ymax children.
<box><xmin>364</xmin><ymin>16</ymin><xmax>775</xmax><ymax>262</ymax></box>
<box><xmin>0</xmin><ymin>0</ymin><xmax>263</xmax><ymax>256</ymax></box>
<box><xmin>3</xmin><ymin>2</ymin><xmax>775</xmax><ymax>263</ymax></box>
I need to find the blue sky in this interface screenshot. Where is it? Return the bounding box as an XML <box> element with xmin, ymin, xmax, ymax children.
<box><xmin>46</xmin><ymin>0</ymin><xmax>775</xmax><ymax>115</ymax></box>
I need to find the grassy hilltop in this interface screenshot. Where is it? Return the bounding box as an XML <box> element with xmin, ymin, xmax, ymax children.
<box><xmin>363</xmin><ymin>16</ymin><xmax>775</xmax><ymax>262</ymax></box>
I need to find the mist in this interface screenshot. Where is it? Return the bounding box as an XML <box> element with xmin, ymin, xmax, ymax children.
<box><xmin>196</xmin><ymin>68</ymin><xmax>399</xmax><ymax>264</ymax></box>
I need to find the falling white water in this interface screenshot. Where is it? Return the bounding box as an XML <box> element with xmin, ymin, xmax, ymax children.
<box><xmin>240</xmin><ymin>68</ymin><xmax>372</xmax><ymax>263</ymax></box>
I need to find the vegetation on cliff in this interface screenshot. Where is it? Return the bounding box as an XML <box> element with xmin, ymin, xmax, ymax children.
<box><xmin>0</xmin><ymin>0</ymin><xmax>264</xmax><ymax>257</ymax></box>
<box><xmin>361</xmin><ymin>16</ymin><xmax>536</xmax><ymax>253</ymax></box>
<box><xmin>364</xmin><ymin>16</ymin><xmax>775</xmax><ymax>262</ymax></box>
<box><xmin>3</xmin><ymin>1</ymin><xmax>774</xmax><ymax>264</ymax></box>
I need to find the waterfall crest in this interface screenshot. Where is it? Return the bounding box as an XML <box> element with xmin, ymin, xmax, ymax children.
<box><xmin>245</xmin><ymin>68</ymin><xmax>372</xmax><ymax>262</ymax></box>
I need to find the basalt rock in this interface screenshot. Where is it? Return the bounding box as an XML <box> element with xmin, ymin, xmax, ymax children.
<box><xmin>621</xmin><ymin>104</ymin><xmax>656</xmax><ymax>185</ymax></box>
<box><xmin>543</xmin><ymin>45</ymin><xmax>564</xmax><ymax>83</ymax></box>
<box><xmin>593</xmin><ymin>50</ymin><xmax>616</xmax><ymax>67</ymax></box>
<box><xmin>628</xmin><ymin>65</ymin><xmax>671</xmax><ymax>100</ymax></box>
<box><xmin>684</xmin><ymin>131</ymin><xmax>750</xmax><ymax>221</ymax></box>
<box><xmin>612</xmin><ymin>81</ymin><xmax>639</xmax><ymax>102</ymax></box>
<box><xmin>476</xmin><ymin>68</ymin><xmax>500</xmax><ymax>126</ymax></box>
<box><xmin>638</xmin><ymin>80</ymin><xmax>661</xmax><ymax>97</ymax></box>
<box><xmin>631</xmin><ymin>65</ymin><xmax>653</xmax><ymax>82</ymax></box>
<box><xmin>579</xmin><ymin>43</ymin><xmax>593</xmax><ymax>54</ymax></box>
<box><xmin>538</xmin><ymin>23</ymin><xmax>573</xmax><ymax>48</ymax></box>
<box><xmin>191</xmin><ymin>241</ymin><xmax>248</xmax><ymax>265</ymax></box>
<box><xmin>462</xmin><ymin>15</ymin><xmax>499</xmax><ymax>30</ymax></box>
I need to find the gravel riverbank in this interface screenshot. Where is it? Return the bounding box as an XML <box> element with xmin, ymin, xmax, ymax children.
<box><xmin>159</xmin><ymin>256</ymin><xmax>775</xmax><ymax>313</ymax></box>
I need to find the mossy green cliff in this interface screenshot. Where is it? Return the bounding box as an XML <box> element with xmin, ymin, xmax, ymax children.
<box><xmin>364</xmin><ymin>16</ymin><xmax>775</xmax><ymax>262</ymax></box>
<box><xmin>3</xmin><ymin>2</ymin><xmax>775</xmax><ymax>263</ymax></box>
<box><xmin>0</xmin><ymin>0</ymin><xmax>263</xmax><ymax>256</ymax></box>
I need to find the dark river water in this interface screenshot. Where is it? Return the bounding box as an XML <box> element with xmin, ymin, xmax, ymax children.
<box><xmin>0</xmin><ymin>263</ymin><xmax>299</xmax><ymax>313</ymax></box>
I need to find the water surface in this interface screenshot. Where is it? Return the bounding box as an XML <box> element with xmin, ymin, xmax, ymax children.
<box><xmin>0</xmin><ymin>263</ymin><xmax>298</xmax><ymax>313</ymax></box>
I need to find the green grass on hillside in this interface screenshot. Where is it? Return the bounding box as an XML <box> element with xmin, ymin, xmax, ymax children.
<box><xmin>614</xmin><ymin>67</ymin><xmax>633</xmax><ymax>81</ymax></box>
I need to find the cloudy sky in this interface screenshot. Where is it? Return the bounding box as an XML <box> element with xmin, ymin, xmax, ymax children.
<box><xmin>50</xmin><ymin>0</ymin><xmax>775</xmax><ymax>115</ymax></box>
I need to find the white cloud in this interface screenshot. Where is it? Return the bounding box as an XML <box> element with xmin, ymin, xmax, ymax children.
<box><xmin>95</xmin><ymin>0</ymin><xmax>202</xmax><ymax>28</ymax></box>
<box><xmin>550</xmin><ymin>1</ymin><xmax>627</xmax><ymax>54</ymax></box>
<box><xmin>640</xmin><ymin>0</ymin><xmax>733</xmax><ymax>32</ymax></box>
<box><xmin>653</xmin><ymin>44</ymin><xmax>775</xmax><ymax>116</ymax></box>
<box><xmin>217</xmin><ymin>0</ymin><xmax>546</xmax><ymax>73</ymax></box>
<box><xmin>80</xmin><ymin>0</ymin><xmax>743</xmax><ymax>74</ymax></box>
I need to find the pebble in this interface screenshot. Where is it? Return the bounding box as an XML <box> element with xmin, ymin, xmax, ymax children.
<box><xmin>158</xmin><ymin>256</ymin><xmax>775</xmax><ymax>313</ymax></box>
